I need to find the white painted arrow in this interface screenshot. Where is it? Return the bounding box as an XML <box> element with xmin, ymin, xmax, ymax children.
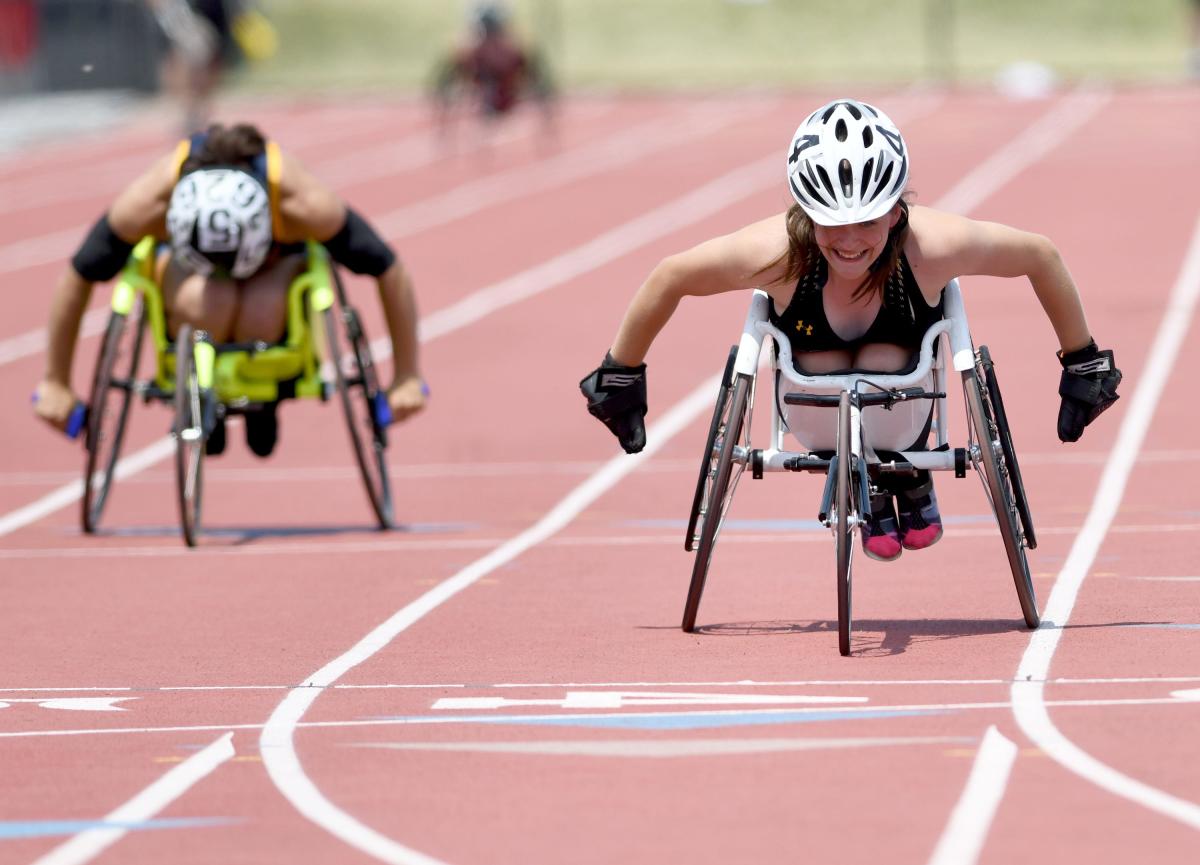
<box><xmin>1170</xmin><ymin>688</ymin><xmax>1200</xmax><ymax>702</ymax></box>
<box><xmin>433</xmin><ymin>691</ymin><xmax>868</xmax><ymax>711</ymax></box>
<box><xmin>0</xmin><ymin>697</ymin><xmax>135</xmax><ymax>712</ymax></box>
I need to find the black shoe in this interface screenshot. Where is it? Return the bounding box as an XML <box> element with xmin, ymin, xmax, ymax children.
<box><xmin>245</xmin><ymin>405</ymin><xmax>278</xmax><ymax>458</ymax></box>
<box><xmin>205</xmin><ymin>416</ymin><xmax>226</xmax><ymax>456</ymax></box>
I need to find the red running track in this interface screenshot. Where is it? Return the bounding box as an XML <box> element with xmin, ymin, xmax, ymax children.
<box><xmin>1</xmin><ymin>87</ymin><xmax>1199</xmax><ymax>865</ymax></box>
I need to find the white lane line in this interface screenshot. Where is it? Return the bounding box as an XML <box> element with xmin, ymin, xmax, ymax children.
<box><xmin>8</xmin><ymin>674</ymin><xmax>1200</xmax><ymax>695</ymax></box>
<box><xmin>30</xmin><ymin>731</ymin><xmax>234</xmax><ymax>865</ymax></box>
<box><xmin>257</xmin><ymin>376</ymin><xmax>721</xmax><ymax>865</ymax></box>
<box><xmin>935</xmin><ymin>87</ymin><xmax>1111</xmax><ymax>215</ymax></box>
<box><xmin>0</xmin><ymin>100</ymin><xmax>731</xmax><ymax>280</ymax></box>
<box><xmin>0</xmin><ymin>438</ymin><xmax>173</xmax><ymax>538</ymax></box>
<box><xmin>7</xmin><ymin>692</ymin><xmax>1200</xmax><ymax>741</ymax></box>
<box><xmin>1011</xmin><ymin>202</ymin><xmax>1200</xmax><ymax>829</ymax></box>
<box><xmin>0</xmin><ymin>103</ymin><xmax>764</xmax><ymax>369</ymax></box>
<box><xmin>6</xmin><ymin>519</ymin><xmax>1200</xmax><ymax>561</ymax></box>
<box><xmin>927</xmin><ymin>727</ymin><xmax>1018</xmax><ymax>865</ymax></box>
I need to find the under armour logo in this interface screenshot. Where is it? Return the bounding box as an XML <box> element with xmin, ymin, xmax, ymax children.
<box><xmin>795</xmin><ymin>320</ymin><xmax>813</xmax><ymax>336</ymax></box>
<box><xmin>600</xmin><ymin>372</ymin><xmax>641</xmax><ymax>388</ymax></box>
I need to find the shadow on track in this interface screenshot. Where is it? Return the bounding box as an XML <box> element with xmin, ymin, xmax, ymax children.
<box><xmin>641</xmin><ymin>618</ymin><xmax>1171</xmax><ymax>656</ymax></box>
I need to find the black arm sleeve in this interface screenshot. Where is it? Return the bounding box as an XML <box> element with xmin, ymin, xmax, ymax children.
<box><xmin>71</xmin><ymin>214</ymin><xmax>134</xmax><ymax>282</ymax></box>
<box><xmin>323</xmin><ymin>207</ymin><xmax>397</xmax><ymax>277</ymax></box>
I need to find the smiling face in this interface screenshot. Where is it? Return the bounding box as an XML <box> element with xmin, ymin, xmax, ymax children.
<box><xmin>812</xmin><ymin>205</ymin><xmax>902</xmax><ymax>282</ymax></box>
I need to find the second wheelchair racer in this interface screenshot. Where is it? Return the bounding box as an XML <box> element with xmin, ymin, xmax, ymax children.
<box><xmin>34</xmin><ymin>122</ymin><xmax>427</xmax><ymax>456</ymax></box>
<box><xmin>581</xmin><ymin>98</ymin><xmax>1121</xmax><ymax>562</ymax></box>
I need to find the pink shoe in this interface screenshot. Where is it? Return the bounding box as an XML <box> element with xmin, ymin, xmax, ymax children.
<box><xmin>862</xmin><ymin>496</ymin><xmax>902</xmax><ymax>561</ymax></box>
<box><xmin>897</xmin><ymin>484</ymin><xmax>943</xmax><ymax>550</ymax></box>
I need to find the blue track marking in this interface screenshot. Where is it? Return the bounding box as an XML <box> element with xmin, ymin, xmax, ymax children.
<box><xmin>373</xmin><ymin>708</ymin><xmax>948</xmax><ymax>731</ymax></box>
<box><xmin>0</xmin><ymin>817</ymin><xmax>236</xmax><ymax>841</ymax></box>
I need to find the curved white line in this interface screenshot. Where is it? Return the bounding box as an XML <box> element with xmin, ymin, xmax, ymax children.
<box><xmin>259</xmin><ymin>378</ymin><xmax>721</xmax><ymax>864</ymax></box>
<box><xmin>1011</xmin><ymin>204</ymin><xmax>1200</xmax><ymax>828</ymax></box>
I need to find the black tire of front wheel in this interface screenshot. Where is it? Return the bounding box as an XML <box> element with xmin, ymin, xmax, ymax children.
<box><xmin>82</xmin><ymin>305</ymin><xmax>146</xmax><ymax>533</ymax></box>
<box><xmin>681</xmin><ymin>373</ymin><xmax>750</xmax><ymax>633</ymax></box>
<box><xmin>325</xmin><ymin>305</ymin><xmax>393</xmax><ymax>529</ymax></box>
<box><xmin>685</xmin><ymin>346</ymin><xmax>739</xmax><ymax>551</ymax></box>
<box><xmin>977</xmin><ymin>346</ymin><xmax>1037</xmax><ymax>549</ymax></box>
<box><xmin>173</xmin><ymin>325</ymin><xmax>205</xmax><ymax>548</ymax></box>
<box><xmin>964</xmin><ymin>369</ymin><xmax>1039</xmax><ymax>628</ymax></box>
<box><xmin>835</xmin><ymin>391</ymin><xmax>854</xmax><ymax>657</ymax></box>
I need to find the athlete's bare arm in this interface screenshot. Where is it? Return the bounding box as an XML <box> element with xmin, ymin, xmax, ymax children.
<box><xmin>609</xmin><ymin>213</ymin><xmax>790</xmax><ymax>366</ymax></box>
<box><xmin>905</xmin><ymin>205</ymin><xmax>1092</xmax><ymax>352</ymax></box>
<box><xmin>275</xmin><ymin>152</ymin><xmax>426</xmax><ymax>421</ymax></box>
<box><xmin>36</xmin><ymin>154</ymin><xmax>178</xmax><ymax>430</ymax></box>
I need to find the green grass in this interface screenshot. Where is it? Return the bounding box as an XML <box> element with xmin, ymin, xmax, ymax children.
<box><xmin>235</xmin><ymin>0</ymin><xmax>1194</xmax><ymax>94</ymax></box>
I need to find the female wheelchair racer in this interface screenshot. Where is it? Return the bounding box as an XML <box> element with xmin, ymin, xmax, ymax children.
<box><xmin>581</xmin><ymin>98</ymin><xmax>1122</xmax><ymax>644</ymax></box>
<box><xmin>34</xmin><ymin>123</ymin><xmax>427</xmax><ymax>444</ymax></box>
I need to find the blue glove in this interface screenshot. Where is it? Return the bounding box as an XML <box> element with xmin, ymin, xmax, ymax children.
<box><xmin>1057</xmin><ymin>340</ymin><xmax>1121</xmax><ymax>443</ymax></box>
<box><xmin>580</xmin><ymin>353</ymin><xmax>647</xmax><ymax>454</ymax></box>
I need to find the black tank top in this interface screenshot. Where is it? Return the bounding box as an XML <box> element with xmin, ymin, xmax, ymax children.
<box><xmin>769</xmin><ymin>252</ymin><xmax>944</xmax><ymax>357</ymax></box>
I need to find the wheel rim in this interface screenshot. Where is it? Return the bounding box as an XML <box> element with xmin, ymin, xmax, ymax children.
<box><xmin>83</xmin><ymin>304</ymin><xmax>146</xmax><ymax>532</ymax></box>
<box><xmin>327</xmin><ymin>306</ymin><xmax>393</xmax><ymax>528</ymax></box>
<box><xmin>965</xmin><ymin>368</ymin><xmax>1038</xmax><ymax>627</ymax></box>
<box><xmin>682</xmin><ymin>374</ymin><xmax>751</xmax><ymax>632</ymax></box>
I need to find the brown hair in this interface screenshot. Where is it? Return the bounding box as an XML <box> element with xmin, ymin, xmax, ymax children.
<box><xmin>180</xmin><ymin>123</ymin><xmax>266</xmax><ymax>174</ymax></box>
<box><xmin>758</xmin><ymin>198</ymin><xmax>911</xmax><ymax>304</ymax></box>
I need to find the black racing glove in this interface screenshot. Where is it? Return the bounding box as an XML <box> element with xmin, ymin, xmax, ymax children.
<box><xmin>1057</xmin><ymin>340</ymin><xmax>1122</xmax><ymax>443</ymax></box>
<box><xmin>580</xmin><ymin>352</ymin><xmax>647</xmax><ymax>454</ymax></box>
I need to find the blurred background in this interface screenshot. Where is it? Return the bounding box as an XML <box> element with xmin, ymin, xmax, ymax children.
<box><xmin>1</xmin><ymin>0</ymin><xmax>1196</xmax><ymax>97</ymax></box>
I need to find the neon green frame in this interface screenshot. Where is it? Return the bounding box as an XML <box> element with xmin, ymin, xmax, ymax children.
<box><xmin>110</xmin><ymin>238</ymin><xmax>337</xmax><ymax>405</ymax></box>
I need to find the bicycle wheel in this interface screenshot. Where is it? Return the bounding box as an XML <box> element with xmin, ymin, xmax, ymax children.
<box><xmin>324</xmin><ymin>301</ymin><xmax>393</xmax><ymax>529</ymax></box>
<box><xmin>977</xmin><ymin>346</ymin><xmax>1036</xmax><ymax>549</ymax></box>
<box><xmin>835</xmin><ymin>391</ymin><xmax>855</xmax><ymax>656</ymax></box>
<box><xmin>685</xmin><ymin>346</ymin><xmax>739</xmax><ymax>551</ymax></box>
<box><xmin>682</xmin><ymin>372</ymin><xmax>751</xmax><ymax>633</ymax></box>
<box><xmin>82</xmin><ymin>301</ymin><xmax>147</xmax><ymax>533</ymax></box>
<box><xmin>174</xmin><ymin>325</ymin><xmax>205</xmax><ymax>547</ymax></box>
<box><xmin>963</xmin><ymin>364</ymin><xmax>1039</xmax><ymax>628</ymax></box>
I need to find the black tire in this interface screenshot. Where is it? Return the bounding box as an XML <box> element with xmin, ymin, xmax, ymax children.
<box><xmin>977</xmin><ymin>346</ymin><xmax>1036</xmax><ymax>549</ymax></box>
<box><xmin>174</xmin><ymin>325</ymin><xmax>205</xmax><ymax>548</ymax></box>
<box><xmin>835</xmin><ymin>391</ymin><xmax>855</xmax><ymax>656</ymax></box>
<box><xmin>325</xmin><ymin>302</ymin><xmax>393</xmax><ymax>529</ymax></box>
<box><xmin>685</xmin><ymin>346</ymin><xmax>739</xmax><ymax>551</ymax></box>
<box><xmin>82</xmin><ymin>302</ymin><xmax>147</xmax><ymax>533</ymax></box>
<box><xmin>964</xmin><ymin>365</ymin><xmax>1039</xmax><ymax>628</ymax></box>
<box><xmin>681</xmin><ymin>372</ymin><xmax>751</xmax><ymax>633</ymax></box>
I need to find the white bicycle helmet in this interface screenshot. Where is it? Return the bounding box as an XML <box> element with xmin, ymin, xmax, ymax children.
<box><xmin>166</xmin><ymin>167</ymin><xmax>273</xmax><ymax>279</ymax></box>
<box><xmin>786</xmin><ymin>99</ymin><xmax>908</xmax><ymax>226</ymax></box>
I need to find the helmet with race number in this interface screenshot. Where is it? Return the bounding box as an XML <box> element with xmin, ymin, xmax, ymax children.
<box><xmin>166</xmin><ymin>167</ymin><xmax>273</xmax><ymax>279</ymax></box>
<box><xmin>785</xmin><ymin>99</ymin><xmax>908</xmax><ymax>226</ymax></box>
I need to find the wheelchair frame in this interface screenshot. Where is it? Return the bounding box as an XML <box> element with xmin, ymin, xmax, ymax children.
<box><xmin>683</xmin><ymin>279</ymin><xmax>1039</xmax><ymax>655</ymax></box>
<box><xmin>81</xmin><ymin>238</ymin><xmax>395</xmax><ymax>546</ymax></box>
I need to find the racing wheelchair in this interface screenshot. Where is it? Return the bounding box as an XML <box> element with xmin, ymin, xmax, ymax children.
<box><xmin>80</xmin><ymin>237</ymin><xmax>394</xmax><ymax>546</ymax></box>
<box><xmin>683</xmin><ymin>280</ymin><xmax>1039</xmax><ymax>656</ymax></box>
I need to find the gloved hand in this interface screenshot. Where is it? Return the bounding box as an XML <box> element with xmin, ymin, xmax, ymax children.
<box><xmin>1057</xmin><ymin>340</ymin><xmax>1122</xmax><ymax>443</ymax></box>
<box><xmin>579</xmin><ymin>352</ymin><xmax>647</xmax><ymax>454</ymax></box>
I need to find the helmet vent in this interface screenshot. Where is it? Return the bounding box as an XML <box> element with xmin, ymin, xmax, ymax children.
<box><xmin>862</xmin><ymin>126</ymin><xmax>873</xmax><ymax>148</ymax></box>
<box><xmin>875</xmin><ymin>163</ymin><xmax>895</xmax><ymax>200</ymax></box>
<box><xmin>798</xmin><ymin>173</ymin><xmax>828</xmax><ymax>206</ymax></box>
<box><xmin>838</xmin><ymin>159</ymin><xmax>854</xmax><ymax>198</ymax></box>
<box><xmin>835</xmin><ymin>119</ymin><xmax>848</xmax><ymax>142</ymax></box>
<box><xmin>815</xmin><ymin>165</ymin><xmax>836</xmax><ymax>200</ymax></box>
<box><xmin>860</xmin><ymin>158</ymin><xmax>874</xmax><ymax>199</ymax></box>
<box><xmin>844</xmin><ymin>101</ymin><xmax>862</xmax><ymax>120</ymax></box>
